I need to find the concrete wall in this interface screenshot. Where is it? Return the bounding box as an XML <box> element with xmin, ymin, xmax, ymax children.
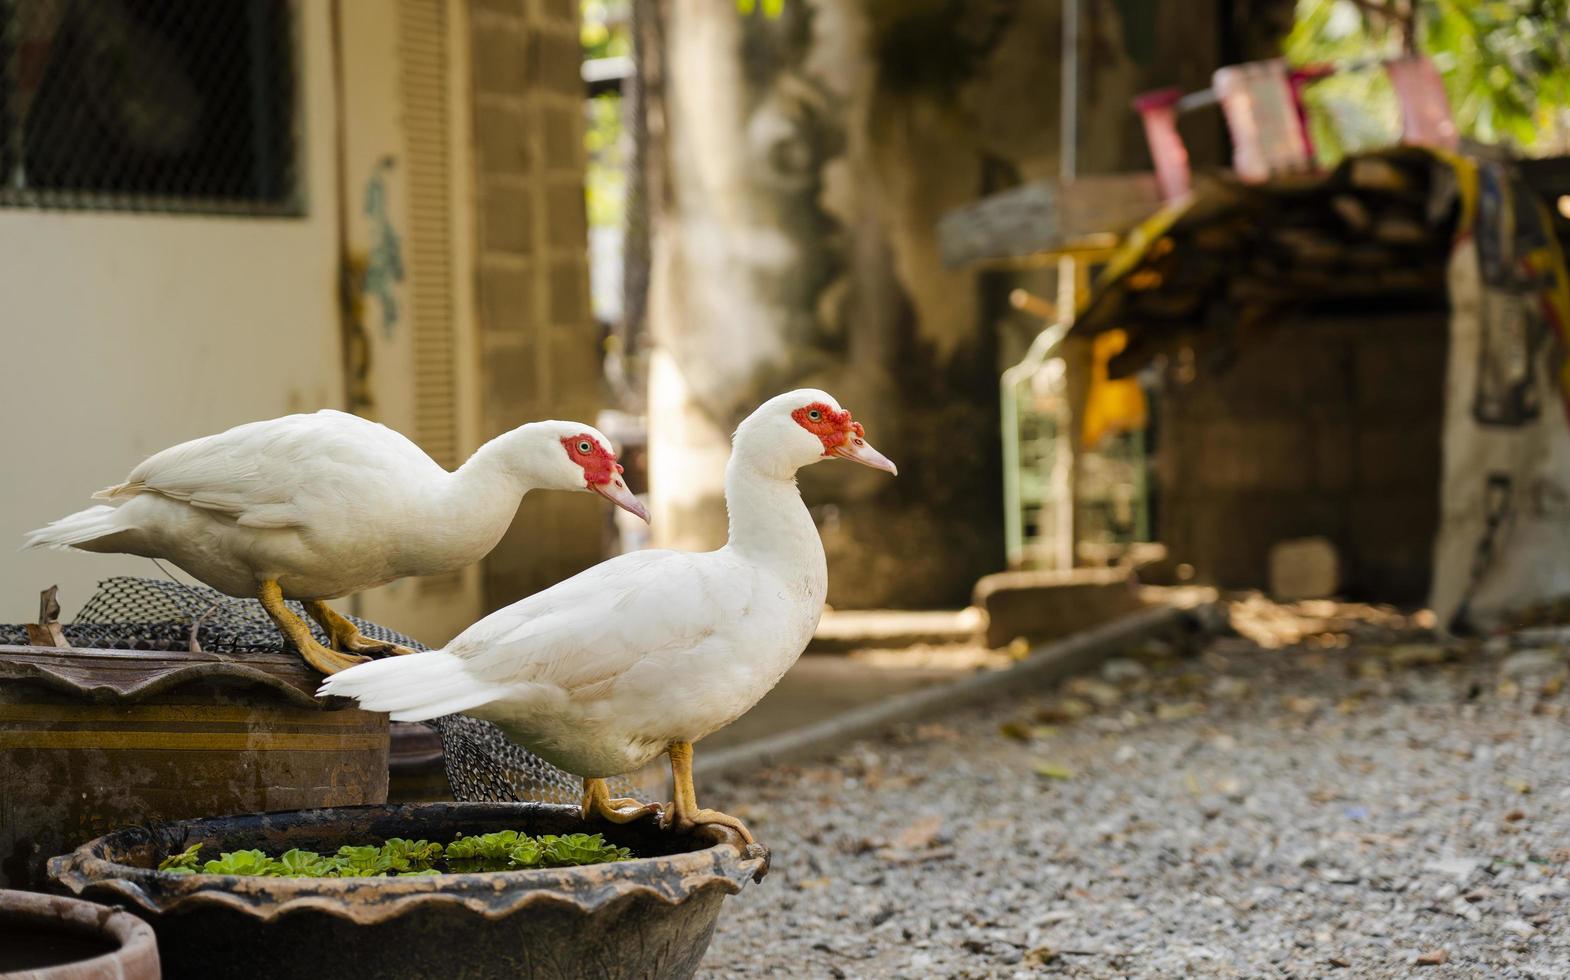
<box><xmin>339</xmin><ymin>0</ymin><xmax>489</xmax><ymax>644</ymax></box>
<box><xmin>468</xmin><ymin>0</ymin><xmax>606</xmax><ymax>607</ymax></box>
<box><xmin>0</xmin><ymin>0</ymin><xmax>605</xmax><ymax>636</ymax></box>
<box><xmin>1155</xmin><ymin>311</ymin><xmax>1448</xmax><ymax>602</ymax></box>
<box><xmin>0</xmin><ymin>1</ymin><xmax>343</xmax><ymax>624</ymax></box>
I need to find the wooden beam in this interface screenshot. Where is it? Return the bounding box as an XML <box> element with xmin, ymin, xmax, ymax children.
<box><xmin>937</xmin><ymin>173</ymin><xmax>1162</xmax><ymax>268</ymax></box>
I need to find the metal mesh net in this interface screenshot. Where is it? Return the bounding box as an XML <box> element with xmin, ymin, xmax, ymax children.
<box><xmin>0</xmin><ymin>576</ymin><xmax>628</xmax><ymax>805</ymax></box>
<box><xmin>0</xmin><ymin>0</ymin><xmax>300</xmax><ymax>215</ymax></box>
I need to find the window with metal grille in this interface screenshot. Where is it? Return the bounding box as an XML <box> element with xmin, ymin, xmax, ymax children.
<box><xmin>0</xmin><ymin>0</ymin><xmax>300</xmax><ymax>215</ymax></box>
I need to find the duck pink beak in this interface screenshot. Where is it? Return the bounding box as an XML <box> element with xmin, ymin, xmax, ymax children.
<box><xmin>593</xmin><ymin>477</ymin><xmax>650</xmax><ymax>523</ymax></box>
<box><xmin>830</xmin><ymin>427</ymin><xmax>898</xmax><ymax>475</ymax></box>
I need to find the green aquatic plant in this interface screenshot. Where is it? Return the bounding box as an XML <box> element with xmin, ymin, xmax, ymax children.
<box><xmin>508</xmin><ymin>836</ymin><xmax>547</xmax><ymax>869</ymax></box>
<box><xmin>446</xmin><ymin>830</ymin><xmax>632</xmax><ymax>872</ymax></box>
<box><xmin>332</xmin><ymin>845</ymin><xmax>395</xmax><ymax>878</ymax></box>
<box><xmin>156</xmin><ymin>831</ymin><xmax>633</xmax><ymax>878</ymax></box>
<box><xmin>380</xmin><ymin>838</ymin><xmax>444</xmax><ymax>873</ymax></box>
<box><xmin>158</xmin><ymin>843</ymin><xmax>203</xmax><ymax>874</ymax></box>
<box><xmin>275</xmin><ymin>849</ymin><xmax>334</xmax><ymax>877</ymax></box>
<box><xmin>443</xmin><ymin>829</ymin><xmax>521</xmax><ymax>872</ymax></box>
<box><xmin>200</xmin><ymin>849</ymin><xmax>277</xmax><ymax>876</ymax></box>
<box><xmin>542</xmin><ymin>833</ymin><xmax>633</xmax><ymax>867</ymax></box>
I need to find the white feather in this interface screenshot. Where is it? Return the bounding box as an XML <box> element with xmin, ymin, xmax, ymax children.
<box><xmin>22</xmin><ymin>505</ymin><xmax>125</xmax><ymax>550</ymax></box>
<box><xmin>318</xmin><ymin>651</ymin><xmax>507</xmax><ymax>721</ymax></box>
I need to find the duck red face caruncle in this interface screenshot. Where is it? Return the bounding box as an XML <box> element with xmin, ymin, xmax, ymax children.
<box><xmin>562</xmin><ymin>434</ymin><xmax>650</xmax><ymax>522</ymax></box>
<box><xmin>791</xmin><ymin>402</ymin><xmax>898</xmax><ymax>474</ymax></box>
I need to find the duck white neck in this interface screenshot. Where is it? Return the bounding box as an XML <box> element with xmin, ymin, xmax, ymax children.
<box><xmin>721</xmin><ymin>448</ymin><xmax>826</xmax><ymax>583</ymax></box>
<box><xmin>451</xmin><ymin>425</ymin><xmax>549</xmax><ymax>493</ymax></box>
<box><xmin>417</xmin><ymin>427</ymin><xmax>552</xmax><ymax>565</ymax></box>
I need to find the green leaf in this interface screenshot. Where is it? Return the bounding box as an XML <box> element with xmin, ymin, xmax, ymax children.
<box><xmin>200</xmin><ymin>849</ymin><xmax>278</xmax><ymax>876</ymax></box>
<box><xmin>158</xmin><ymin>843</ymin><xmax>203</xmax><ymax>873</ymax></box>
<box><xmin>275</xmin><ymin>849</ymin><xmax>335</xmax><ymax>877</ymax></box>
<box><xmin>736</xmin><ymin>0</ymin><xmax>786</xmax><ymax>16</ymax></box>
<box><xmin>539</xmin><ymin>833</ymin><xmax>634</xmax><ymax>867</ymax></box>
<box><xmin>333</xmin><ymin>845</ymin><xmax>395</xmax><ymax>877</ymax></box>
<box><xmin>508</xmin><ymin>837</ymin><xmax>546</xmax><ymax>869</ymax></box>
<box><xmin>379</xmin><ymin>838</ymin><xmax>442</xmax><ymax>873</ymax></box>
<box><xmin>445</xmin><ymin>830</ymin><xmax>523</xmax><ymax>872</ymax></box>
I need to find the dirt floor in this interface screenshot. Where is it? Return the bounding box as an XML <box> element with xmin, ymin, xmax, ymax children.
<box><xmin>700</xmin><ymin>598</ymin><xmax>1570</xmax><ymax>979</ymax></box>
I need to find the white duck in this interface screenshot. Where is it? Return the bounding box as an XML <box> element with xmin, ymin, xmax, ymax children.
<box><xmin>319</xmin><ymin>390</ymin><xmax>896</xmax><ymax>841</ymax></box>
<box><xmin>26</xmin><ymin>410</ymin><xmax>646</xmax><ymax>674</ymax></box>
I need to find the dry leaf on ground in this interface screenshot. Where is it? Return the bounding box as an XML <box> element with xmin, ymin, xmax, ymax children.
<box><xmin>1034</xmin><ymin>761</ymin><xmax>1075</xmax><ymax>780</ymax></box>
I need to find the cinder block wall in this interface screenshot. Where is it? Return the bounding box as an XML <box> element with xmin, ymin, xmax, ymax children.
<box><xmin>1156</xmin><ymin>311</ymin><xmax>1447</xmax><ymax>602</ymax></box>
<box><xmin>469</xmin><ymin>0</ymin><xmax>604</xmax><ymax>607</ymax></box>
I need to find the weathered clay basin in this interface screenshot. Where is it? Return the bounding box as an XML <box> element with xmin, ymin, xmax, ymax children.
<box><xmin>49</xmin><ymin>802</ymin><xmax>768</xmax><ymax>980</ymax></box>
<box><xmin>0</xmin><ymin>888</ymin><xmax>160</xmax><ymax>979</ymax></box>
<box><xmin>0</xmin><ymin>642</ymin><xmax>388</xmax><ymax>890</ymax></box>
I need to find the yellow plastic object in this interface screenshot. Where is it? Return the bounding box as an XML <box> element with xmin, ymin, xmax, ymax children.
<box><xmin>1081</xmin><ymin>329</ymin><xmax>1148</xmax><ymax>450</ymax></box>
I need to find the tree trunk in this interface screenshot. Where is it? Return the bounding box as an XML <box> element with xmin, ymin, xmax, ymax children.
<box><xmin>646</xmin><ymin>0</ymin><xmax>1006</xmax><ymax>607</ymax></box>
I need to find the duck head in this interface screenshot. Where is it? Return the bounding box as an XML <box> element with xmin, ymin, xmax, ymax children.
<box><xmin>525</xmin><ymin>421</ymin><xmax>649</xmax><ymax>522</ymax></box>
<box><xmin>733</xmin><ymin>389</ymin><xmax>897</xmax><ymax>479</ymax></box>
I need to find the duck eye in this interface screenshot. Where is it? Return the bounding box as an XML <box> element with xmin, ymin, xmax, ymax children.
<box><xmin>808</xmin><ymin>409</ymin><xmax>821</xmax><ymax>421</ymax></box>
<box><xmin>578</xmin><ymin>441</ymin><xmax>592</xmax><ymax>454</ymax></box>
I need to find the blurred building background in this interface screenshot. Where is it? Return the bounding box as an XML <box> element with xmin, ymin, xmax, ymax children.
<box><xmin>1</xmin><ymin>0</ymin><xmax>1567</xmax><ymax>642</ymax></box>
<box><xmin>0</xmin><ymin>0</ymin><xmax>602</xmax><ymax>639</ymax></box>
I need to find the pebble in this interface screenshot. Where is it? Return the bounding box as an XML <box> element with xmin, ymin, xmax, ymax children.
<box><xmin>1101</xmin><ymin>657</ymin><xmax>1148</xmax><ymax>685</ymax></box>
<box><xmin>1503</xmin><ymin>918</ymin><xmax>1538</xmax><ymax>938</ymax></box>
<box><xmin>1425</xmin><ymin>856</ymin><xmax>1483</xmax><ymax>880</ymax></box>
<box><xmin>1500</xmin><ymin>649</ymin><xmax>1565</xmax><ymax>679</ymax></box>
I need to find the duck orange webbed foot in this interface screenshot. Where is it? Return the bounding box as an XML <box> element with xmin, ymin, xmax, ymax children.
<box><xmin>258</xmin><ymin>582</ymin><xmax>370</xmax><ymax>675</ymax></box>
<box><xmin>305</xmin><ymin>600</ymin><xmax>418</xmax><ymax>658</ymax></box>
<box><xmin>664</xmin><ymin>805</ymin><xmax>756</xmax><ymax>845</ymax></box>
<box><xmin>581</xmin><ymin>778</ymin><xmax>662</xmax><ymax>824</ymax></box>
<box><xmin>663</xmin><ymin>740</ymin><xmax>756</xmax><ymax>845</ymax></box>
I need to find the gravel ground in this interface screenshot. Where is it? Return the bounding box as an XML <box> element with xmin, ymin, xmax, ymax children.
<box><xmin>700</xmin><ymin>599</ymin><xmax>1570</xmax><ymax>978</ymax></box>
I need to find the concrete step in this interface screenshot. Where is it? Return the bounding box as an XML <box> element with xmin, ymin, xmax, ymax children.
<box><xmin>809</xmin><ymin>607</ymin><xmax>985</xmax><ymax>653</ymax></box>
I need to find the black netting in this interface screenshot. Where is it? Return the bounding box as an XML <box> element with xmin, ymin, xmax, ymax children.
<box><xmin>0</xmin><ymin>0</ymin><xmax>300</xmax><ymax>215</ymax></box>
<box><xmin>1</xmin><ymin>576</ymin><xmax>629</xmax><ymax>805</ymax></box>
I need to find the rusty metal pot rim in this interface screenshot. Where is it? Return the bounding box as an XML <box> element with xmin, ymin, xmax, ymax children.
<box><xmin>0</xmin><ymin>643</ymin><xmax>340</xmax><ymax>710</ymax></box>
<box><xmin>0</xmin><ymin>887</ymin><xmax>161</xmax><ymax>975</ymax></box>
<box><xmin>48</xmin><ymin>802</ymin><xmax>768</xmax><ymax>926</ymax></box>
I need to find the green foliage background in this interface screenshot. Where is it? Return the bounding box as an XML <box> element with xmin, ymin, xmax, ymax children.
<box><xmin>582</xmin><ymin>0</ymin><xmax>631</xmax><ymax>232</ymax></box>
<box><xmin>1287</xmin><ymin>0</ymin><xmax>1570</xmax><ymax>161</ymax></box>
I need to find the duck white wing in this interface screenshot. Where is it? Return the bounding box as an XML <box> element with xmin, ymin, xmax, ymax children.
<box><xmin>97</xmin><ymin>410</ymin><xmax>440</xmax><ymax>529</ymax></box>
<box><xmin>319</xmin><ymin>547</ymin><xmax>756</xmax><ymax>719</ymax></box>
<box><xmin>455</xmin><ymin>549</ymin><xmax>741</xmax><ymax>687</ymax></box>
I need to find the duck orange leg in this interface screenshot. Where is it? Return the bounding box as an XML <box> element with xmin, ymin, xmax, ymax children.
<box><xmin>581</xmin><ymin>778</ymin><xmax>661</xmax><ymax>824</ymax></box>
<box><xmin>257</xmin><ymin>581</ymin><xmax>368</xmax><ymax>675</ymax></box>
<box><xmin>304</xmin><ymin>600</ymin><xmax>417</xmax><ymax>657</ymax></box>
<box><xmin>664</xmin><ymin>740</ymin><xmax>754</xmax><ymax>844</ymax></box>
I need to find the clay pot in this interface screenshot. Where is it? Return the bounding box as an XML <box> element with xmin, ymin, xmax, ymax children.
<box><xmin>0</xmin><ymin>642</ymin><xmax>388</xmax><ymax>889</ymax></box>
<box><xmin>0</xmin><ymin>888</ymin><xmax>159</xmax><ymax>979</ymax></box>
<box><xmin>50</xmin><ymin>801</ymin><xmax>768</xmax><ymax>980</ymax></box>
